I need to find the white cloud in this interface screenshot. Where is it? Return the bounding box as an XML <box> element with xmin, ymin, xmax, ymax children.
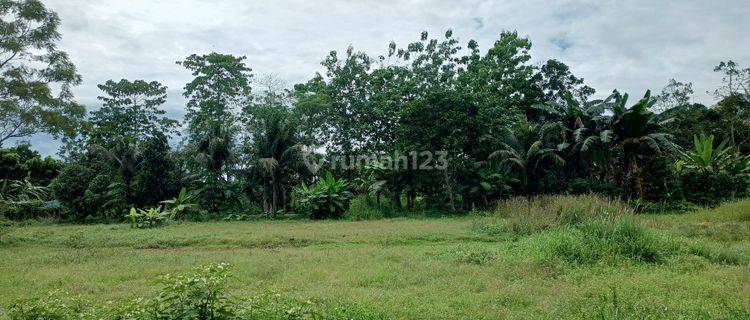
<box><xmin>14</xmin><ymin>0</ymin><xmax>750</xmax><ymax>155</ymax></box>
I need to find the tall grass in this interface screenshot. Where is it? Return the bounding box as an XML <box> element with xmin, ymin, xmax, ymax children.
<box><xmin>543</xmin><ymin>217</ymin><xmax>676</xmax><ymax>264</ymax></box>
<box><xmin>475</xmin><ymin>194</ymin><xmax>633</xmax><ymax>237</ymax></box>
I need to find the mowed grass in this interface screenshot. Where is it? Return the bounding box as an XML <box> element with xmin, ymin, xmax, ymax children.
<box><xmin>1</xmin><ymin>199</ymin><xmax>750</xmax><ymax>319</ymax></box>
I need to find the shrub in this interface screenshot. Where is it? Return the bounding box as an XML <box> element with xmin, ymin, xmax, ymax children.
<box><xmin>151</xmin><ymin>263</ymin><xmax>235</xmax><ymax>319</ymax></box>
<box><xmin>160</xmin><ymin>187</ymin><xmax>199</xmax><ymax>218</ymax></box>
<box><xmin>0</xmin><ymin>200</ymin><xmax>63</xmax><ymax>221</ymax></box>
<box><xmin>50</xmin><ymin>164</ymin><xmax>96</xmax><ymax>218</ymax></box>
<box><xmin>125</xmin><ymin>207</ymin><xmax>171</xmax><ymax>228</ymax></box>
<box><xmin>83</xmin><ymin>173</ymin><xmax>126</xmax><ymax>220</ymax></box>
<box><xmin>679</xmin><ymin>170</ymin><xmax>748</xmax><ymax>206</ymax></box>
<box><xmin>7</xmin><ymin>291</ymin><xmax>97</xmax><ymax>320</ymax></box>
<box><xmin>566</xmin><ymin>178</ymin><xmax>621</xmax><ymax>197</ymax></box>
<box><xmin>344</xmin><ymin>194</ymin><xmax>387</xmax><ymax>220</ymax></box>
<box><xmin>293</xmin><ymin>172</ymin><xmax>354</xmax><ymax>219</ymax></box>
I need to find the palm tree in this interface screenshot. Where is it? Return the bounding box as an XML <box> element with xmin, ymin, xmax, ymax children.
<box><xmin>566</xmin><ymin>92</ymin><xmax>625</xmax><ymax>180</ymax></box>
<box><xmin>195</xmin><ymin>124</ymin><xmax>233</xmax><ymax>181</ymax></box>
<box><xmin>249</xmin><ymin>115</ymin><xmax>305</xmax><ymax>213</ymax></box>
<box><xmin>92</xmin><ymin>138</ymin><xmax>142</xmax><ymax>204</ymax></box>
<box><xmin>610</xmin><ymin>90</ymin><xmax>676</xmax><ymax>199</ymax></box>
<box><xmin>489</xmin><ymin>121</ymin><xmax>565</xmax><ymax>196</ymax></box>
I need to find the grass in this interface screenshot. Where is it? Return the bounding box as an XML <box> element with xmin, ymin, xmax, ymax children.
<box><xmin>1</xmin><ymin>197</ymin><xmax>749</xmax><ymax>319</ymax></box>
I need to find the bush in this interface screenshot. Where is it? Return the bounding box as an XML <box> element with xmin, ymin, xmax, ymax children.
<box><xmin>50</xmin><ymin>164</ymin><xmax>96</xmax><ymax>219</ymax></box>
<box><xmin>0</xmin><ymin>200</ymin><xmax>64</xmax><ymax>221</ymax></box>
<box><xmin>344</xmin><ymin>194</ymin><xmax>387</xmax><ymax>220</ymax></box>
<box><xmin>125</xmin><ymin>207</ymin><xmax>171</xmax><ymax>229</ymax></box>
<box><xmin>680</xmin><ymin>170</ymin><xmax>749</xmax><ymax>206</ymax></box>
<box><xmin>566</xmin><ymin>178</ymin><xmax>621</xmax><ymax>197</ymax></box>
<box><xmin>84</xmin><ymin>173</ymin><xmax>126</xmax><ymax>219</ymax></box>
<box><xmin>293</xmin><ymin>172</ymin><xmax>354</xmax><ymax>219</ymax></box>
<box><xmin>151</xmin><ymin>263</ymin><xmax>234</xmax><ymax>319</ymax></box>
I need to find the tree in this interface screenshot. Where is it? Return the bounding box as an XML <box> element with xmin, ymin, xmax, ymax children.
<box><xmin>132</xmin><ymin>134</ymin><xmax>178</xmax><ymax>208</ymax></box>
<box><xmin>675</xmin><ymin>134</ymin><xmax>733</xmax><ymax>173</ymax></box>
<box><xmin>611</xmin><ymin>91</ymin><xmax>675</xmax><ymax>199</ymax></box>
<box><xmin>652</xmin><ymin>79</ymin><xmax>693</xmax><ymax>113</ymax></box>
<box><xmin>248</xmin><ymin>114</ymin><xmax>305</xmax><ymax>213</ymax></box>
<box><xmin>293</xmin><ymin>47</ymin><xmax>372</xmax><ymax>161</ymax></box>
<box><xmin>533</xmin><ymin>59</ymin><xmax>595</xmax><ymax>105</ymax></box>
<box><xmin>177</xmin><ymin>53</ymin><xmax>252</xmax><ymax>135</ymax></box>
<box><xmin>91</xmin><ymin>138</ymin><xmax>142</xmax><ymax>205</ymax></box>
<box><xmin>0</xmin><ymin>0</ymin><xmax>85</xmax><ymax>145</ymax></box>
<box><xmin>177</xmin><ymin>53</ymin><xmax>253</xmax><ymax>211</ymax></box>
<box><xmin>489</xmin><ymin>121</ymin><xmax>565</xmax><ymax>196</ymax></box>
<box><xmin>88</xmin><ymin>79</ymin><xmax>177</xmax><ymax>147</ymax></box>
<box><xmin>712</xmin><ymin>60</ymin><xmax>749</xmax><ymax>99</ymax></box>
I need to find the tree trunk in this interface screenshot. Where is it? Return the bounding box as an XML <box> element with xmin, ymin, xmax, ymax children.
<box><xmin>443</xmin><ymin>168</ymin><xmax>455</xmax><ymax>211</ymax></box>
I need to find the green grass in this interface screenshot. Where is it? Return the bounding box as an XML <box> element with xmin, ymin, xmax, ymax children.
<box><xmin>1</xmin><ymin>198</ymin><xmax>750</xmax><ymax>319</ymax></box>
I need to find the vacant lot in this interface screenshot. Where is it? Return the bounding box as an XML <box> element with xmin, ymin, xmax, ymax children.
<box><xmin>2</xmin><ymin>200</ymin><xmax>750</xmax><ymax>319</ymax></box>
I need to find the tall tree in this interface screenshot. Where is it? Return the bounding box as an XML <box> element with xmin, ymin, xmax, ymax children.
<box><xmin>712</xmin><ymin>60</ymin><xmax>749</xmax><ymax>99</ymax></box>
<box><xmin>652</xmin><ymin>79</ymin><xmax>693</xmax><ymax>113</ymax></box>
<box><xmin>88</xmin><ymin>79</ymin><xmax>177</xmax><ymax>147</ymax></box>
<box><xmin>533</xmin><ymin>59</ymin><xmax>595</xmax><ymax>105</ymax></box>
<box><xmin>611</xmin><ymin>91</ymin><xmax>675</xmax><ymax>199</ymax></box>
<box><xmin>0</xmin><ymin>0</ymin><xmax>85</xmax><ymax>145</ymax></box>
<box><xmin>177</xmin><ymin>53</ymin><xmax>252</xmax><ymax>135</ymax></box>
<box><xmin>177</xmin><ymin>53</ymin><xmax>253</xmax><ymax>211</ymax></box>
<box><xmin>294</xmin><ymin>47</ymin><xmax>372</xmax><ymax>161</ymax></box>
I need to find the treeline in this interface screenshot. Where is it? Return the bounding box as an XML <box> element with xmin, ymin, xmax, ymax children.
<box><xmin>1</xmin><ymin>1</ymin><xmax>749</xmax><ymax>221</ymax></box>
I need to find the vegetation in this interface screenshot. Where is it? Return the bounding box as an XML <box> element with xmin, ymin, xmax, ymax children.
<box><xmin>1</xmin><ymin>2</ymin><xmax>745</xmax><ymax>220</ymax></box>
<box><xmin>1</xmin><ymin>1</ymin><xmax>750</xmax><ymax>318</ymax></box>
<box><xmin>2</xmin><ymin>198</ymin><xmax>750</xmax><ymax>319</ymax></box>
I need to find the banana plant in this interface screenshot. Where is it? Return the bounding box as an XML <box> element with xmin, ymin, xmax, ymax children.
<box><xmin>675</xmin><ymin>134</ymin><xmax>732</xmax><ymax>173</ymax></box>
<box><xmin>676</xmin><ymin>134</ymin><xmax>750</xmax><ymax>176</ymax></box>
<box><xmin>0</xmin><ymin>179</ymin><xmax>50</xmax><ymax>201</ymax></box>
<box><xmin>160</xmin><ymin>187</ymin><xmax>197</xmax><ymax>217</ymax></box>
<box><xmin>293</xmin><ymin>172</ymin><xmax>354</xmax><ymax>219</ymax></box>
<box><xmin>125</xmin><ymin>206</ymin><xmax>170</xmax><ymax>228</ymax></box>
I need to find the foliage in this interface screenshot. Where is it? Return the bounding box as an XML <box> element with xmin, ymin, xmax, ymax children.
<box><xmin>293</xmin><ymin>172</ymin><xmax>354</xmax><ymax>219</ymax></box>
<box><xmin>0</xmin><ymin>178</ymin><xmax>49</xmax><ymax>201</ymax></box>
<box><xmin>676</xmin><ymin>134</ymin><xmax>733</xmax><ymax>172</ymax></box>
<box><xmin>679</xmin><ymin>170</ymin><xmax>749</xmax><ymax>207</ymax></box>
<box><xmin>125</xmin><ymin>206</ymin><xmax>171</xmax><ymax>229</ymax></box>
<box><xmin>150</xmin><ymin>263</ymin><xmax>234</xmax><ymax>319</ymax></box>
<box><xmin>675</xmin><ymin>134</ymin><xmax>750</xmax><ymax>206</ymax></box>
<box><xmin>49</xmin><ymin>163</ymin><xmax>96</xmax><ymax>218</ymax></box>
<box><xmin>0</xmin><ymin>200</ymin><xmax>62</xmax><ymax>220</ymax></box>
<box><xmin>0</xmin><ymin>0</ymin><xmax>85</xmax><ymax>145</ymax></box>
<box><xmin>610</xmin><ymin>90</ymin><xmax>675</xmax><ymax>199</ymax></box>
<box><xmin>87</xmin><ymin>79</ymin><xmax>178</xmax><ymax>147</ymax></box>
<box><xmin>489</xmin><ymin>121</ymin><xmax>565</xmax><ymax>195</ymax></box>
<box><xmin>132</xmin><ymin>134</ymin><xmax>179</xmax><ymax>208</ymax></box>
<box><xmin>245</xmin><ymin>110</ymin><xmax>306</xmax><ymax>214</ymax></box>
<box><xmin>0</xmin><ymin>144</ymin><xmax>61</xmax><ymax>185</ymax></box>
<box><xmin>160</xmin><ymin>187</ymin><xmax>198</xmax><ymax>218</ymax></box>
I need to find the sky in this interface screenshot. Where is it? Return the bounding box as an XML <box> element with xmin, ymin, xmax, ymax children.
<box><xmin>14</xmin><ymin>0</ymin><xmax>750</xmax><ymax>156</ymax></box>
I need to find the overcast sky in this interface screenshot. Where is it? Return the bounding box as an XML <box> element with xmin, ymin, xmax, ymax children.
<box><xmin>17</xmin><ymin>0</ymin><xmax>750</xmax><ymax>156</ymax></box>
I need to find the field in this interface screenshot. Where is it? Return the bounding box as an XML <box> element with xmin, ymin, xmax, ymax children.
<box><xmin>1</xmin><ymin>198</ymin><xmax>750</xmax><ymax>319</ymax></box>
